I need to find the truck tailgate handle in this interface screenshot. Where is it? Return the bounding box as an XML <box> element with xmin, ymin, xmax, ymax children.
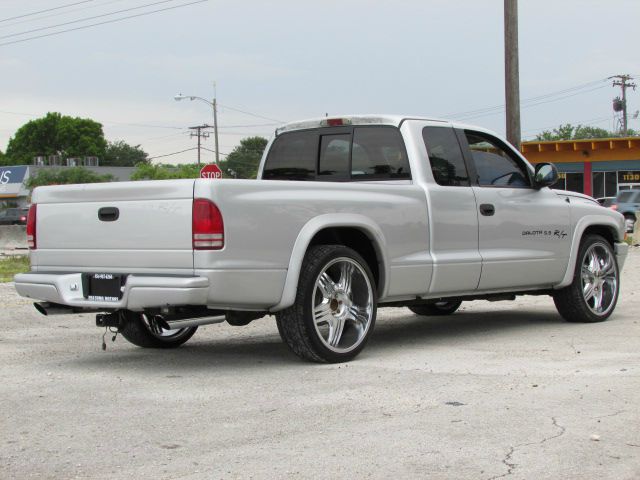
<box><xmin>479</xmin><ymin>204</ymin><xmax>495</xmax><ymax>216</ymax></box>
<box><xmin>98</xmin><ymin>207</ymin><xmax>119</xmax><ymax>222</ymax></box>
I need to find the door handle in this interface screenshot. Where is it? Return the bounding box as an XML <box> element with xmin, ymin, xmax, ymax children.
<box><xmin>98</xmin><ymin>207</ymin><xmax>119</xmax><ymax>222</ymax></box>
<box><xmin>479</xmin><ymin>204</ymin><xmax>495</xmax><ymax>216</ymax></box>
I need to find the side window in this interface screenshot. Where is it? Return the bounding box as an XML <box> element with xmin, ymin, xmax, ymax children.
<box><xmin>422</xmin><ymin>127</ymin><xmax>469</xmax><ymax>186</ymax></box>
<box><xmin>465</xmin><ymin>131</ymin><xmax>531</xmax><ymax>188</ymax></box>
<box><xmin>263</xmin><ymin>131</ymin><xmax>317</xmax><ymax>180</ymax></box>
<box><xmin>318</xmin><ymin>134</ymin><xmax>350</xmax><ymax>179</ymax></box>
<box><xmin>351</xmin><ymin>127</ymin><xmax>410</xmax><ymax>180</ymax></box>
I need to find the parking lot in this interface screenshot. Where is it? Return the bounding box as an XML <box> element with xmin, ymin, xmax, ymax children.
<box><xmin>1</xmin><ymin>249</ymin><xmax>639</xmax><ymax>480</ymax></box>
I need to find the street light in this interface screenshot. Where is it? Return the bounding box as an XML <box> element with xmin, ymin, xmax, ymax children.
<box><xmin>174</xmin><ymin>92</ymin><xmax>220</xmax><ymax>163</ymax></box>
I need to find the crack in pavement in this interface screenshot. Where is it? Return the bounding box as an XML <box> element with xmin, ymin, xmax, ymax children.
<box><xmin>592</xmin><ymin>409</ymin><xmax>626</xmax><ymax>420</ymax></box>
<box><xmin>486</xmin><ymin>417</ymin><xmax>566</xmax><ymax>480</ymax></box>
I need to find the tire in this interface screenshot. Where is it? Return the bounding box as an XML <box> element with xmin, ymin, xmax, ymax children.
<box><xmin>553</xmin><ymin>234</ymin><xmax>620</xmax><ymax>323</ymax></box>
<box><xmin>409</xmin><ymin>300</ymin><xmax>462</xmax><ymax>316</ymax></box>
<box><xmin>119</xmin><ymin>310</ymin><xmax>197</xmax><ymax>348</ymax></box>
<box><xmin>276</xmin><ymin>245</ymin><xmax>377</xmax><ymax>363</ymax></box>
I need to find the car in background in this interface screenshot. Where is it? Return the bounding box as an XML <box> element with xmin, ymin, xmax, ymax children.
<box><xmin>596</xmin><ymin>196</ymin><xmax>616</xmax><ymax>207</ymax></box>
<box><xmin>0</xmin><ymin>207</ymin><xmax>29</xmax><ymax>225</ymax></box>
<box><xmin>611</xmin><ymin>189</ymin><xmax>640</xmax><ymax>232</ymax></box>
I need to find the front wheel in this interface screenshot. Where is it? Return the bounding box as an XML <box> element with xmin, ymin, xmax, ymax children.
<box><xmin>276</xmin><ymin>245</ymin><xmax>377</xmax><ymax>363</ymax></box>
<box><xmin>119</xmin><ymin>310</ymin><xmax>197</xmax><ymax>348</ymax></box>
<box><xmin>553</xmin><ymin>234</ymin><xmax>620</xmax><ymax>323</ymax></box>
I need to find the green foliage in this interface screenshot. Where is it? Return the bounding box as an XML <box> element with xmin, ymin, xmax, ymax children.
<box><xmin>5</xmin><ymin>112</ymin><xmax>107</xmax><ymax>165</ymax></box>
<box><xmin>0</xmin><ymin>256</ymin><xmax>30</xmax><ymax>283</ymax></box>
<box><xmin>535</xmin><ymin>123</ymin><xmax>639</xmax><ymax>141</ymax></box>
<box><xmin>26</xmin><ymin>167</ymin><xmax>114</xmax><ymax>188</ymax></box>
<box><xmin>219</xmin><ymin>136</ymin><xmax>268</xmax><ymax>179</ymax></box>
<box><xmin>103</xmin><ymin>140</ymin><xmax>149</xmax><ymax>166</ymax></box>
<box><xmin>130</xmin><ymin>163</ymin><xmax>201</xmax><ymax>181</ymax></box>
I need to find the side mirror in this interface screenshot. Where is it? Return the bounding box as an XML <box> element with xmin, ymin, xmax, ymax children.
<box><xmin>534</xmin><ymin>163</ymin><xmax>558</xmax><ymax>189</ymax></box>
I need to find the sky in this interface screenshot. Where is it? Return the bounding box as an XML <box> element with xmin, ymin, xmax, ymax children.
<box><xmin>1</xmin><ymin>0</ymin><xmax>639</xmax><ymax>165</ymax></box>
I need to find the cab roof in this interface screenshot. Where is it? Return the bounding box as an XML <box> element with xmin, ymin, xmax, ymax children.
<box><xmin>275</xmin><ymin>114</ymin><xmax>496</xmax><ymax>137</ymax></box>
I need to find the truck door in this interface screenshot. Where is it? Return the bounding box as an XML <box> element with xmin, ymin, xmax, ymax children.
<box><xmin>461</xmin><ymin>130</ymin><xmax>571</xmax><ymax>290</ymax></box>
<box><xmin>421</xmin><ymin>126</ymin><xmax>482</xmax><ymax>294</ymax></box>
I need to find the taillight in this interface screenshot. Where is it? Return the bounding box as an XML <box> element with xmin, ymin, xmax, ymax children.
<box><xmin>610</xmin><ymin>204</ymin><xmax>618</xmax><ymax>210</ymax></box>
<box><xmin>192</xmin><ymin>198</ymin><xmax>224</xmax><ymax>250</ymax></box>
<box><xmin>26</xmin><ymin>204</ymin><xmax>37</xmax><ymax>249</ymax></box>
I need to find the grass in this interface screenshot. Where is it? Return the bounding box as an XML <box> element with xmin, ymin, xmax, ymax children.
<box><xmin>0</xmin><ymin>255</ymin><xmax>30</xmax><ymax>282</ymax></box>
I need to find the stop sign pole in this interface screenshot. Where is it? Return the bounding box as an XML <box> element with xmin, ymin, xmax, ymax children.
<box><xmin>200</xmin><ymin>163</ymin><xmax>223</xmax><ymax>179</ymax></box>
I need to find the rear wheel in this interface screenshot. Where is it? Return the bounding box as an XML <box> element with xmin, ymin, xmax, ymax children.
<box><xmin>119</xmin><ymin>310</ymin><xmax>197</xmax><ymax>348</ymax></box>
<box><xmin>553</xmin><ymin>234</ymin><xmax>620</xmax><ymax>323</ymax></box>
<box><xmin>276</xmin><ymin>245</ymin><xmax>377</xmax><ymax>363</ymax></box>
<box><xmin>409</xmin><ymin>300</ymin><xmax>462</xmax><ymax>316</ymax></box>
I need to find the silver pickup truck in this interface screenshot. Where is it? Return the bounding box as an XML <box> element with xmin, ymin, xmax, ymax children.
<box><xmin>15</xmin><ymin>115</ymin><xmax>629</xmax><ymax>363</ymax></box>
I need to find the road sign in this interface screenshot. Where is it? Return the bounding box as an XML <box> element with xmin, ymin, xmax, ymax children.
<box><xmin>200</xmin><ymin>163</ymin><xmax>223</xmax><ymax>179</ymax></box>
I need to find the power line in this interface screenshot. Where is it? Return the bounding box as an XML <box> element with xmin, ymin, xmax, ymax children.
<box><xmin>0</xmin><ymin>0</ymin><xmax>208</xmax><ymax>47</ymax></box>
<box><xmin>0</xmin><ymin>0</ymin><xmax>181</xmax><ymax>40</ymax></box>
<box><xmin>0</xmin><ymin>1</ymin><xmax>95</xmax><ymax>23</ymax></box>
<box><xmin>0</xmin><ymin>0</ymin><xmax>126</xmax><ymax>29</ymax></box>
<box><xmin>445</xmin><ymin>78</ymin><xmax>608</xmax><ymax>120</ymax></box>
<box><xmin>453</xmin><ymin>84</ymin><xmax>609</xmax><ymax>122</ymax></box>
<box><xmin>218</xmin><ymin>103</ymin><xmax>283</xmax><ymax>123</ymax></box>
<box><xmin>147</xmin><ymin>147</ymin><xmax>197</xmax><ymax>160</ymax></box>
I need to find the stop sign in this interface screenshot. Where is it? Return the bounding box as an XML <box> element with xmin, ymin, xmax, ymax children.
<box><xmin>200</xmin><ymin>163</ymin><xmax>223</xmax><ymax>179</ymax></box>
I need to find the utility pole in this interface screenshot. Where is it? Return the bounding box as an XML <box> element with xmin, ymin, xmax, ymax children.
<box><xmin>189</xmin><ymin>124</ymin><xmax>212</xmax><ymax>166</ymax></box>
<box><xmin>504</xmin><ymin>0</ymin><xmax>521</xmax><ymax>149</ymax></box>
<box><xmin>611</xmin><ymin>74</ymin><xmax>637</xmax><ymax>136</ymax></box>
<box><xmin>212</xmin><ymin>82</ymin><xmax>220</xmax><ymax>163</ymax></box>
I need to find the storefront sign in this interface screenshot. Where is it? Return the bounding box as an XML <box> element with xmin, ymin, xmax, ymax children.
<box><xmin>0</xmin><ymin>166</ymin><xmax>28</xmax><ymax>197</ymax></box>
<box><xmin>618</xmin><ymin>170</ymin><xmax>640</xmax><ymax>183</ymax></box>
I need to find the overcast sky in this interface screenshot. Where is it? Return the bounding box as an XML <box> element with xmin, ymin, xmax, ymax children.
<box><xmin>1</xmin><ymin>0</ymin><xmax>639</xmax><ymax>164</ymax></box>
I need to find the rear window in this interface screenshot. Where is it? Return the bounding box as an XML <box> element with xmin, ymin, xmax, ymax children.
<box><xmin>262</xmin><ymin>130</ymin><xmax>316</xmax><ymax>181</ymax></box>
<box><xmin>262</xmin><ymin>126</ymin><xmax>410</xmax><ymax>182</ymax></box>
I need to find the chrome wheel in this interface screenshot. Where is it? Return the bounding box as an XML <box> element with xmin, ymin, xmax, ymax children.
<box><xmin>581</xmin><ymin>243</ymin><xmax>618</xmax><ymax>316</ymax></box>
<box><xmin>141</xmin><ymin>314</ymin><xmax>194</xmax><ymax>341</ymax></box>
<box><xmin>312</xmin><ymin>257</ymin><xmax>374</xmax><ymax>354</ymax></box>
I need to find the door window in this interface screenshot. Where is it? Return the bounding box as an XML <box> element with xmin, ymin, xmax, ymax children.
<box><xmin>465</xmin><ymin>131</ymin><xmax>531</xmax><ymax>187</ymax></box>
<box><xmin>422</xmin><ymin>127</ymin><xmax>469</xmax><ymax>186</ymax></box>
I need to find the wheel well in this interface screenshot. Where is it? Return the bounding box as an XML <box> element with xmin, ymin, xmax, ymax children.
<box><xmin>623</xmin><ymin>212</ymin><xmax>636</xmax><ymax>220</ymax></box>
<box><xmin>309</xmin><ymin>227</ymin><xmax>383</xmax><ymax>291</ymax></box>
<box><xmin>583</xmin><ymin>225</ymin><xmax>617</xmax><ymax>245</ymax></box>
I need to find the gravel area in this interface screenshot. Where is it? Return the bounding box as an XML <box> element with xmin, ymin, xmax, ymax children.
<box><xmin>1</xmin><ymin>249</ymin><xmax>639</xmax><ymax>479</ymax></box>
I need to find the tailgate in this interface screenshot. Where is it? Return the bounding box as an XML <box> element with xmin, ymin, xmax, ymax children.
<box><xmin>31</xmin><ymin>180</ymin><xmax>195</xmax><ymax>273</ymax></box>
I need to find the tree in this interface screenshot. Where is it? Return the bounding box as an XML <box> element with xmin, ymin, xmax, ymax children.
<box><xmin>102</xmin><ymin>140</ymin><xmax>149</xmax><ymax>166</ymax></box>
<box><xmin>26</xmin><ymin>167</ymin><xmax>114</xmax><ymax>188</ymax></box>
<box><xmin>535</xmin><ymin>123</ymin><xmax>638</xmax><ymax>141</ymax></box>
<box><xmin>130</xmin><ymin>163</ymin><xmax>201</xmax><ymax>181</ymax></box>
<box><xmin>5</xmin><ymin>112</ymin><xmax>107</xmax><ymax>165</ymax></box>
<box><xmin>220</xmin><ymin>136</ymin><xmax>268</xmax><ymax>179</ymax></box>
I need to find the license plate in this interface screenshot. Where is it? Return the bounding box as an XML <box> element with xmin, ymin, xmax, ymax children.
<box><xmin>82</xmin><ymin>273</ymin><xmax>126</xmax><ymax>302</ymax></box>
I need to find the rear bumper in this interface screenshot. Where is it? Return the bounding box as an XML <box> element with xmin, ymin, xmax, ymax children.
<box><xmin>14</xmin><ymin>272</ymin><xmax>209</xmax><ymax>310</ymax></box>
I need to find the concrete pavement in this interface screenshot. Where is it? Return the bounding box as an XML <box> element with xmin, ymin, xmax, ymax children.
<box><xmin>1</xmin><ymin>249</ymin><xmax>639</xmax><ymax>479</ymax></box>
